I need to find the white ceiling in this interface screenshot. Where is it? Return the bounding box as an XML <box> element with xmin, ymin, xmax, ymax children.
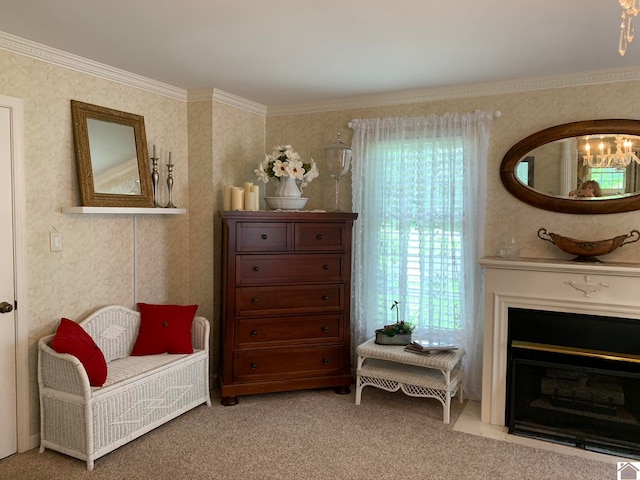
<box><xmin>1</xmin><ymin>0</ymin><xmax>639</xmax><ymax>106</ymax></box>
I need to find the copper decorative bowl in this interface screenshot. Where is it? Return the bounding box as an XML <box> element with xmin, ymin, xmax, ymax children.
<box><xmin>537</xmin><ymin>228</ymin><xmax>640</xmax><ymax>262</ymax></box>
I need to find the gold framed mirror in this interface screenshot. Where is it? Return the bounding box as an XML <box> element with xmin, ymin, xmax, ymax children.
<box><xmin>71</xmin><ymin>100</ymin><xmax>154</xmax><ymax>207</ymax></box>
<box><xmin>500</xmin><ymin>119</ymin><xmax>640</xmax><ymax>214</ymax></box>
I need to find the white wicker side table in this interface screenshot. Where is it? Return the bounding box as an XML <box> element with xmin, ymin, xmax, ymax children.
<box><xmin>355</xmin><ymin>338</ymin><xmax>465</xmax><ymax>424</ymax></box>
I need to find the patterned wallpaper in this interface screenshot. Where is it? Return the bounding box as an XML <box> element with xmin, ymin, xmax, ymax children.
<box><xmin>188</xmin><ymin>98</ymin><xmax>265</xmax><ymax>375</ymax></box>
<box><xmin>266</xmin><ymin>81</ymin><xmax>640</xmax><ymax>263</ymax></box>
<box><xmin>0</xmin><ymin>49</ymin><xmax>189</xmax><ymax>435</ymax></box>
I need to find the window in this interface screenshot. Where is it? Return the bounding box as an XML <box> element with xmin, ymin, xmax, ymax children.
<box><xmin>350</xmin><ymin>111</ymin><xmax>494</xmax><ymax>399</ymax></box>
<box><xmin>516</xmin><ymin>156</ymin><xmax>534</xmax><ymax>187</ymax></box>
<box><xmin>589</xmin><ymin>167</ymin><xmax>625</xmax><ymax>191</ymax></box>
<box><xmin>375</xmin><ymin>139</ymin><xmax>463</xmax><ymax>334</ymax></box>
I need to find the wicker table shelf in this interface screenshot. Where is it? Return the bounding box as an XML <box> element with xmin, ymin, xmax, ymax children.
<box><xmin>355</xmin><ymin>339</ymin><xmax>465</xmax><ymax>424</ymax></box>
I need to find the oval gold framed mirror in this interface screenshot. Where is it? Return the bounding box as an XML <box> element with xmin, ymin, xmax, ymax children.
<box><xmin>500</xmin><ymin>119</ymin><xmax>640</xmax><ymax>214</ymax></box>
<box><xmin>71</xmin><ymin>100</ymin><xmax>154</xmax><ymax>208</ymax></box>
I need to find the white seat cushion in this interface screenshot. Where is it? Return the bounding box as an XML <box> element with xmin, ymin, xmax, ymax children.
<box><xmin>92</xmin><ymin>350</ymin><xmax>204</xmax><ymax>393</ymax></box>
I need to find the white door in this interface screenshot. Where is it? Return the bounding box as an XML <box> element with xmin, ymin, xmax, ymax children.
<box><xmin>0</xmin><ymin>105</ymin><xmax>17</xmax><ymax>459</ymax></box>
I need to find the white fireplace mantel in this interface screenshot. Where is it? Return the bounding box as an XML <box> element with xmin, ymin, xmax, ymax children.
<box><xmin>480</xmin><ymin>256</ymin><xmax>640</xmax><ymax>427</ymax></box>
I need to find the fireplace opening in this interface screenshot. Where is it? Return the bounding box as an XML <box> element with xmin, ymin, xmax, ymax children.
<box><xmin>506</xmin><ymin>308</ymin><xmax>640</xmax><ymax>458</ymax></box>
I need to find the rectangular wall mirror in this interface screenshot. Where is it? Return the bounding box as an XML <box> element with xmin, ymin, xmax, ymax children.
<box><xmin>71</xmin><ymin>100</ymin><xmax>154</xmax><ymax>207</ymax></box>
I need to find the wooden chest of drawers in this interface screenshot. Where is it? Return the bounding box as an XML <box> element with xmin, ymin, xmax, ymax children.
<box><xmin>219</xmin><ymin>211</ymin><xmax>357</xmax><ymax>405</ymax></box>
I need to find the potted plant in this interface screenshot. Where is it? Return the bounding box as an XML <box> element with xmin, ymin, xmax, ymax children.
<box><xmin>374</xmin><ymin>300</ymin><xmax>415</xmax><ymax>345</ymax></box>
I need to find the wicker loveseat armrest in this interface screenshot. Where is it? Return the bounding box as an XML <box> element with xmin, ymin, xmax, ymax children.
<box><xmin>37</xmin><ymin>335</ymin><xmax>91</xmax><ymax>398</ymax></box>
<box><xmin>191</xmin><ymin>316</ymin><xmax>209</xmax><ymax>351</ymax></box>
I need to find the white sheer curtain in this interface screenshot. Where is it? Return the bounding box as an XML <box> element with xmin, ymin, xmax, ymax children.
<box><xmin>350</xmin><ymin>111</ymin><xmax>494</xmax><ymax>399</ymax></box>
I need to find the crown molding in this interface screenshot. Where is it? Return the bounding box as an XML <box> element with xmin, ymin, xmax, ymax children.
<box><xmin>0</xmin><ymin>31</ymin><xmax>187</xmax><ymax>101</ymax></box>
<box><xmin>212</xmin><ymin>89</ymin><xmax>267</xmax><ymax>116</ymax></box>
<box><xmin>266</xmin><ymin>67</ymin><xmax>640</xmax><ymax>116</ymax></box>
<box><xmin>187</xmin><ymin>88</ymin><xmax>266</xmax><ymax>116</ymax></box>
<box><xmin>4</xmin><ymin>29</ymin><xmax>640</xmax><ymax>116</ymax></box>
<box><xmin>187</xmin><ymin>88</ymin><xmax>215</xmax><ymax>103</ymax></box>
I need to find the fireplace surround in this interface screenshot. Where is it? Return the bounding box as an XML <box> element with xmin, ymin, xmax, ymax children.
<box><xmin>480</xmin><ymin>257</ymin><xmax>640</xmax><ymax>456</ymax></box>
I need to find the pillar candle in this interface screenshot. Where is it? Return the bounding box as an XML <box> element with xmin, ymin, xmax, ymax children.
<box><xmin>243</xmin><ymin>181</ymin><xmax>253</xmax><ymax>193</ymax></box>
<box><xmin>244</xmin><ymin>187</ymin><xmax>253</xmax><ymax>211</ymax></box>
<box><xmin>245</xmin><ymin>191</ymin><xmax>256</xmax><ymax>211</ymax></box>
<box><xmin>251</xmin><ymin>185</ymin><xmax>260</xmax><ymax>210</ymax></box>
<box><xmin>223</xmin><ymin>185</ymin><xmax>232</xmax><ymax>210</ymax></box>
<box><xmin>231</xmin><ymin>187</ymin><xmax>244</xmax><ymax>210</ymax></box>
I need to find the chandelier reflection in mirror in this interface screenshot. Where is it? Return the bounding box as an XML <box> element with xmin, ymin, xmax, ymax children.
<box><xmin>582</xmin><ymin>135</ymin><xmax>640</xmax><ymax>169</ymax></box>
<box><xmin>619</xmin><ymin>0</ymin><xmax>640</xmax><ymax>55</ymax></box>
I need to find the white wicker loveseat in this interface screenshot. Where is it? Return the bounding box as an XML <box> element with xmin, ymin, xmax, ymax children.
<box><xmin>37</xmin><ymin>305</ymin><xmax>211</xmax><ymax>470</ymax></box>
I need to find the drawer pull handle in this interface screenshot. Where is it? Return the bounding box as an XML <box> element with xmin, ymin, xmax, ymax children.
<box><xmin>251</xmin><ymin>298</ymin><xmax>259</xmax><ymax>305</ymax></box>
<box><xmin>251</xmin><ymin>330</ymin><xmax>258</xmax><ymax>336</ymax></box>
<box><xmin>250</xmin><ymin>362</ymin><xmax>257</xmax><ymax>369</ymax></box>
<box><xmin>321</xmin><ymin>326</ymin><xmax>329</xmax><ymax>333</ymax></box>
<box><xmin>323</xmin><ymin>264</ymin><xmax>330</xmax><ymax>271</ymax></box>
<box><xmin>322</xmin><ymin>295</ymin><xmax>329</xmax><ymax>301</ymax></box>
<box><xmin>322</xmin><ymin>358</ymin><xmax>329</xmax><ymax>364</ymax></box>
<box><xmin>316</xmin><ymin>233</ymin><xmax>324</xmax><ymax>240</ymax></box>
<box><xmin>261</xmin><ymin>234</ymin><xmax>268</xmax><ymax>240</ymax></box>
<box><xmin>252</xmin><ymin>266</ymin><xmax>260</xmax><ymax>272</ymax></box>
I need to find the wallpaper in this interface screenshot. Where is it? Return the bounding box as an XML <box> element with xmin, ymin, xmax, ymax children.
<box><xmin>266</xmin><ymin>81</ymin><xmax>640</xmax><ymax>263</ymax></box>
<box><xmin>188</xmin><ymin>98</ymin><xmax>265</xmax><ymax>374</ymax></box>
<box><xmin>0</xmin><ymin>49</ymin><xmax>189</xmax><ymax>436</ymax></box>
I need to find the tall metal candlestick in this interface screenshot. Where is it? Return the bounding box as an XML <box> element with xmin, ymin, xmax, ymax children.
<box><xmin>165</xmin><ymin>156</ymin><xmax>176</xmax><ymax>208</ymax></box>
<box><xmin>151</xmin><ymin>155</ymin><xmax>160</xmax><ymax>207</ymax></box>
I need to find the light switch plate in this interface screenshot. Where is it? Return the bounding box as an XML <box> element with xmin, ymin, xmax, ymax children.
<box><xmin>50</xmin><ymin>232</ymin><xmax>62</xmax><ymax>252</ymax></box>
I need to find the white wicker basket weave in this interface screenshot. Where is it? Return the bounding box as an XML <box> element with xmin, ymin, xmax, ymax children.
<box><xmin>37</xmin><ymin>305</ymin><xmax>211</xmax><ymax>470</ymax></box>
<box><xmin>354</xmin><ymin>339</ymin><xmax>465</xmax><ymax>424</ymax></box>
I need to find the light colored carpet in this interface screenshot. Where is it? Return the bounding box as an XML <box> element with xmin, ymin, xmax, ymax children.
<box><xmin>0</xmin><ymin>386</ymin><xmax>617</xmax><ymax>479</ymax></box>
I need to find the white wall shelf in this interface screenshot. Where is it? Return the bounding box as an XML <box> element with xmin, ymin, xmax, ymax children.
<box><xmin>61</xmin><ymin>206</ymin><xmax>186</xmax><ymax>215</ymax></box>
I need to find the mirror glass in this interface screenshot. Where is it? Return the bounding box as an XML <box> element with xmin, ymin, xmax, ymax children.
<box><xmin>515</xmin><ymin>134</ymin><xmax>640</xmax><ymax>199</ymax></box>
<box><xmin>87</xmin><ymin>118</ymin><xmax>141</xmax><ymax>195</ymax></box>
<box><xmin>71</xmin><ymin>100</ymin><xmax>154</xmax><ymax>207</ymax></box>
<box><xmin>501</xmin><ymin>120</ymin><xmax>640</xmax><ymax>214</ymax></box>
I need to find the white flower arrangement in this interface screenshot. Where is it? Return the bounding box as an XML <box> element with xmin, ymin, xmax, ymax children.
<box><xmin>255</xmin><ymin>145</ymin><xmax>320</xmax><ymax>186</ymax></box>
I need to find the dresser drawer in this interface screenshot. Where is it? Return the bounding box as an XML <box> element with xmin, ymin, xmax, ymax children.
<box><xmin>295</xmin><ymin>222</ymin><xmax>347</xmax><ymax>251</ymax></box>
<box><xmin>236</xmin><ymin>254</ymin><xmax>345</xmax><ymax>284</ymax></box>
<box><xmin>233</xmin><ymin>346</ymin><xmax>345</xmax><ymax>382</ymax></box>
<box><xmin>236</xmin><ymin>222</ymin><xmax>291</xmax><ymax>252</ymax></box>
<box><xmin>235</xmin><ymin>314</ymin><xmax>342</xmax><ymax>348</ymax></box>
<box><xmin>235</xmin><ymin>284</ymin><xmax>344</xmax><ymax>316</ymax></box>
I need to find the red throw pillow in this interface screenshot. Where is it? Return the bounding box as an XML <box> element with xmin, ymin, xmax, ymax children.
<box><xmin>131</xmin><ymin>303</ymin><xmax>198</xmax><ymax>356</ymax></box>
<box><xmin>51</xmin><ymin>318</ymin><xmax>108</xmax><ymax>387</ymax></box>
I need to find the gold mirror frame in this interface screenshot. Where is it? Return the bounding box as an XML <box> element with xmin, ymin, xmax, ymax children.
<box><xmin>71</xmin><ymin>100</ymin><xmax>154</xmax><ymax>207</ymax></box>
<box><xmin>500</xmin><ymin>119</ymin><xmax>640</xmax><ymax>214</ymax></box>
